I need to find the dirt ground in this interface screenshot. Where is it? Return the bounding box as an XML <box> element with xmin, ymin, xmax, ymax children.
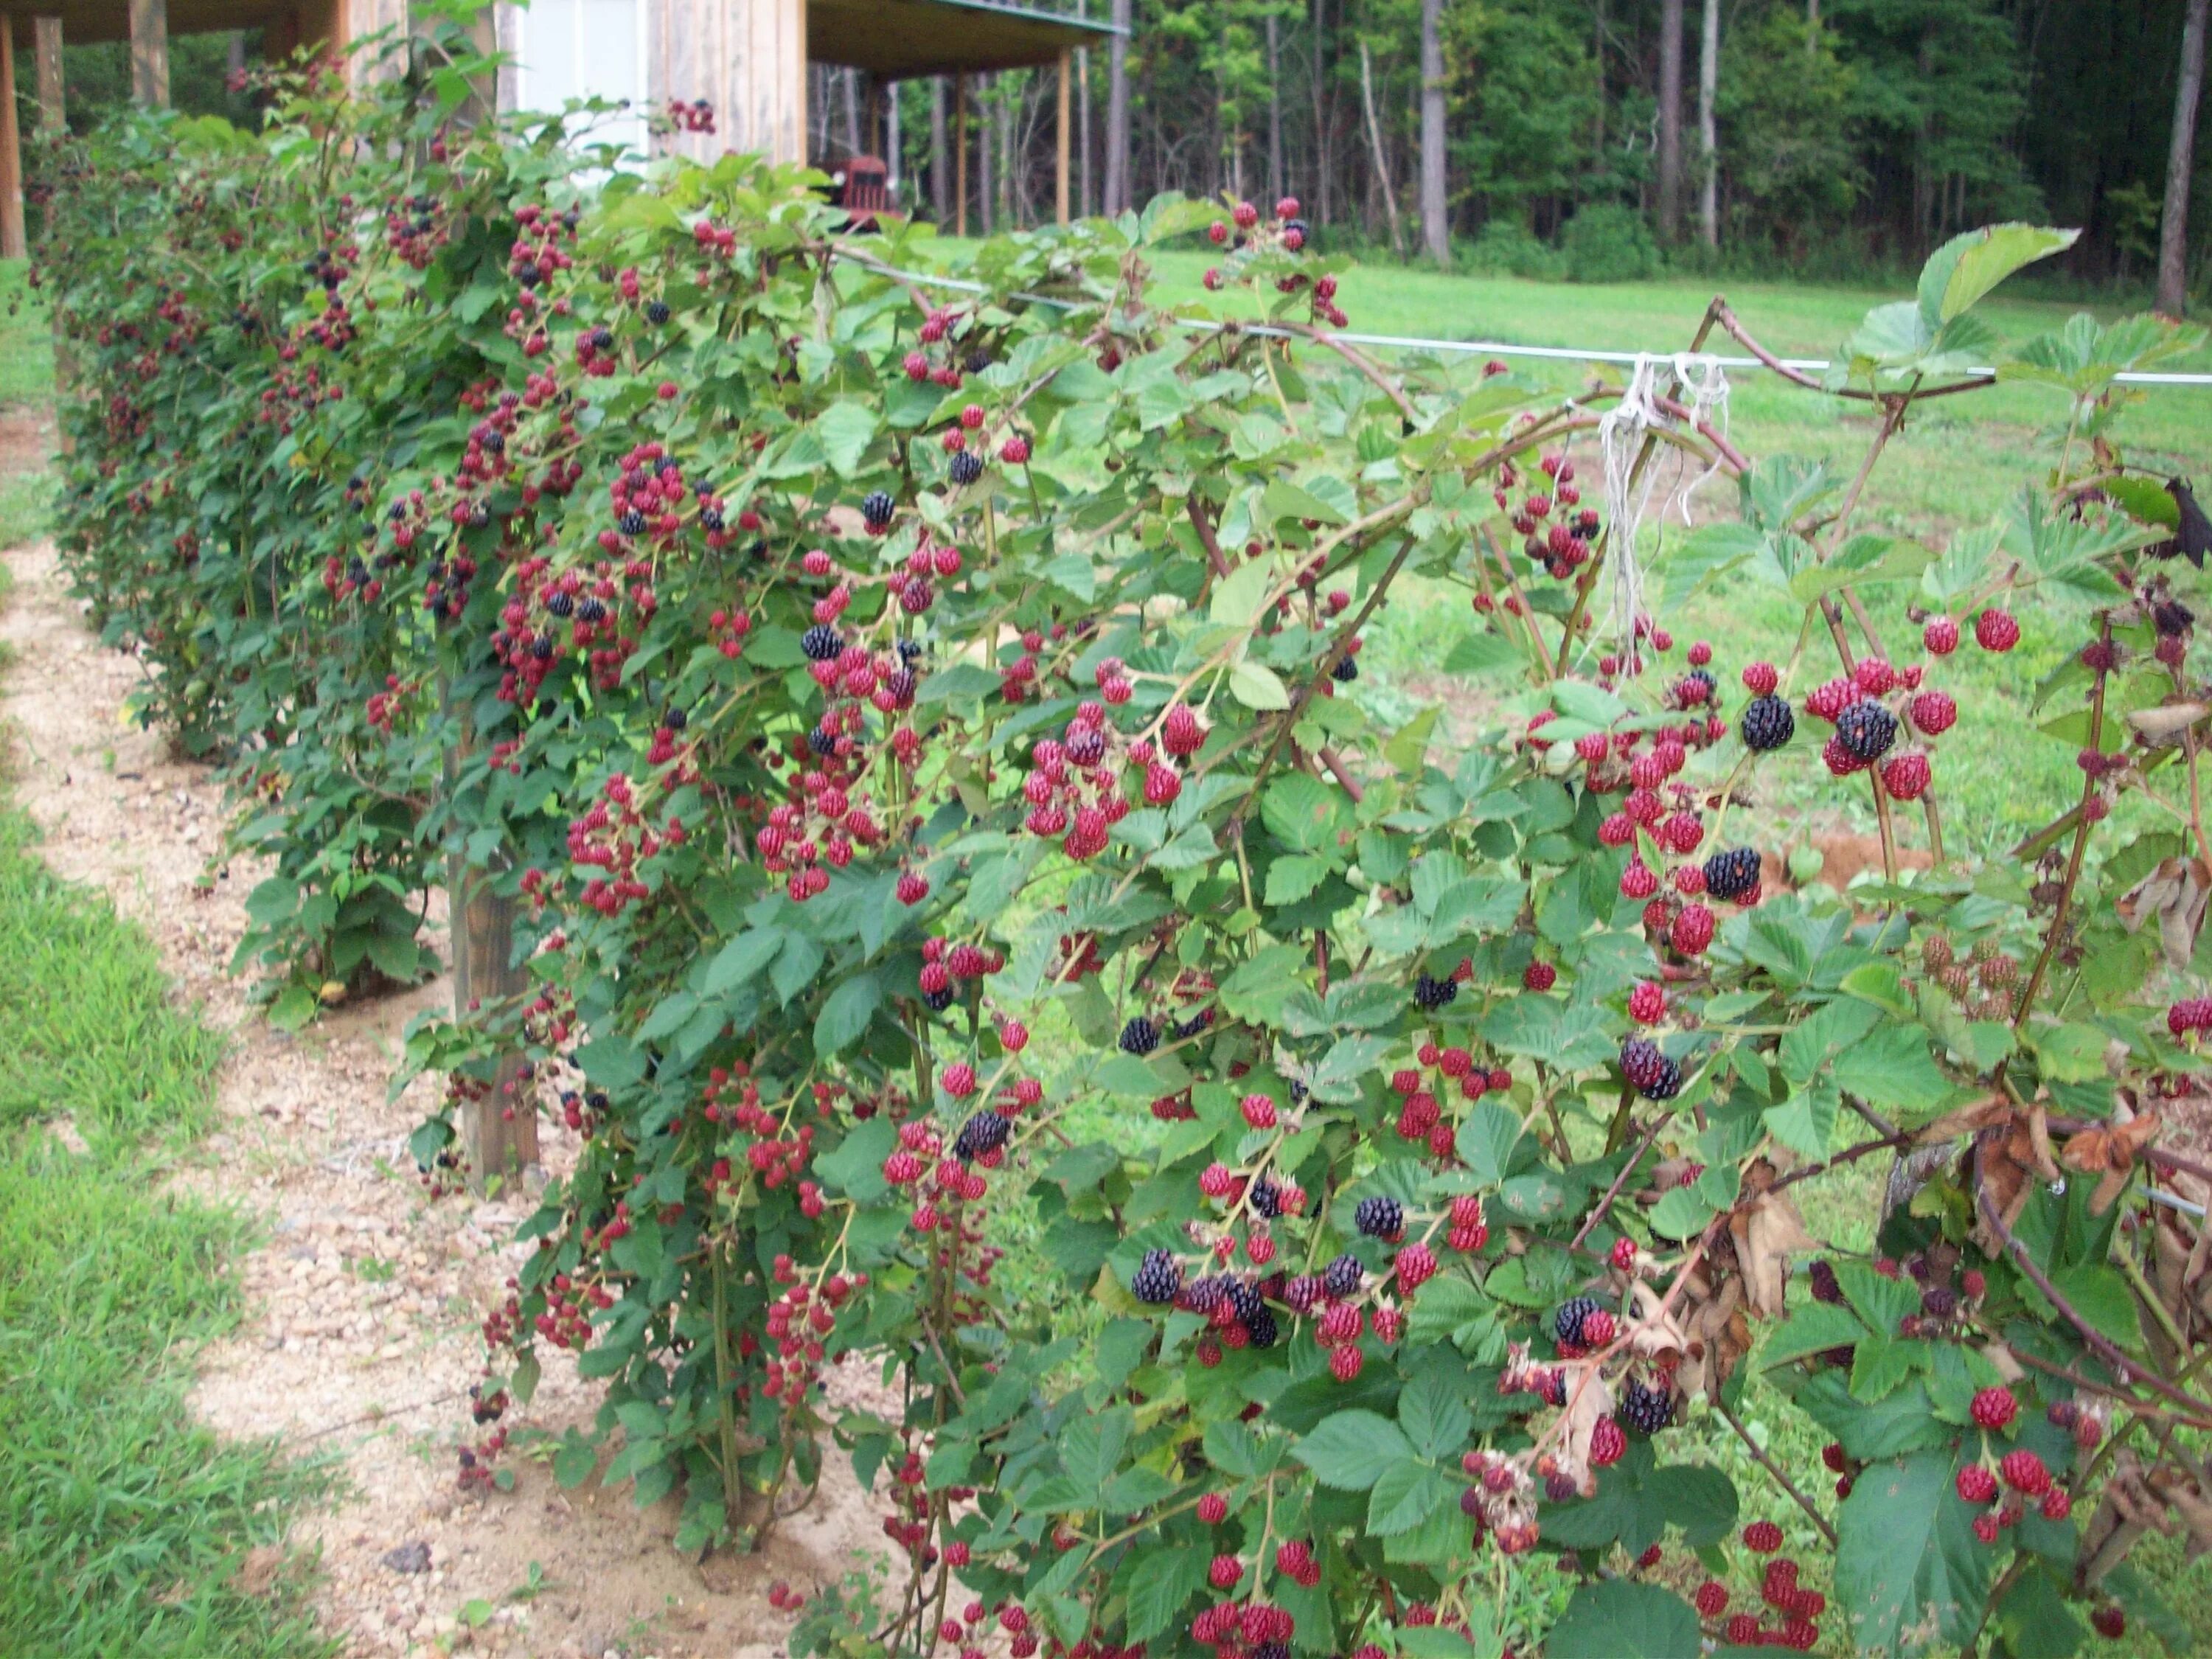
<box><xmin>0</xmin><ymin>538</ymin><xmax>900</xmax><ymax>1659</ymax></box>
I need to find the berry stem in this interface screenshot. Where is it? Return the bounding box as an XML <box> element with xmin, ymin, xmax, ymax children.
<box><xmin>2014</xmin><ymin>617</ymin><xmax>2112</xmax><ymax>1026</ymax></box>
<box><xmin>1711</xmin><ymin>1395</ymin><xmax>1837</xmax><ymax>1547</ymax></box>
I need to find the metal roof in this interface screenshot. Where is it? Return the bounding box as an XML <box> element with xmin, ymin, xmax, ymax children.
<box><xmin>807</xmin><ymin>0</ymin><xmax>1119</xmax><ymax>80</ymax></box>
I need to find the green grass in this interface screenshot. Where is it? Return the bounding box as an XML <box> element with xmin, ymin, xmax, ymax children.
<box><xmin>0</xmin><ymin>260</ymin><xmax>56</xmax><ymax>408</ymax></box>
<box><xmin>0</xmin><ymin>555</ymin><xmax>327</xmax><ymax>1656</ymax></box>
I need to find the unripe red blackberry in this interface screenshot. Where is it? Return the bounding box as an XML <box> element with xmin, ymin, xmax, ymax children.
<box><xmin>1957</xmin><ymin>1464</ymin><xmax>1998</xmax><ymax>1503</ymax></box>
<box><xmin>2040</xmin><ymin>1487</ymin><xmax>2071</xmax><ymax>1520</ymax></box>
<box><xmin>1395</xmin><ymin>1242</ymin><xmax>1437</xmax><ymax>1290</ymax></box>
<box><xmin>1725</xmin><ymin>1613</ymin><xmax>1759</xmax><ymax>1646</ymax></box>
<box><xmin>1621</xmin><ymin>861</ymin><xmax>1660</xmax><ymax>900</ymax></box>
<box><xmin>1911</xmin><ymin>689</ymin><xmax>1958</xmax><ymax>735</ymax></box>
<box><xmin>1000</xmin><ymin>435</ymin><xmax>1030</xmax><ymax>465</ymax></box>
<box><xmin>1629</xmin><ymin>981</ymin><xmax>1666</xmax><ymax>1023</ymax></box>
<box><xmin>1822</xmin><ymin>734</ymin><xmax>1868</xmax><ymax>775</ymax></box>
<box><xmin>2091</xmin><ymin>1604</ymin><xmax>2125</xmax><ymax>1638</ymax></box>
<box><xmin>1975</xmin><ymin>608</ymin><xmax>2020</xmax><ymax>652</ymax></box>
<box><xmin>1881</xmin><ymin>751</ymin><xmax>1933</xmax><ymax>800</ymax></box>
<box><xmin>1742</xmin><ymin>1520</ymin><xmax>1784</xmax><ymax>1554</ymax></box>
<box><xmin>1581</xmin><ymin>1307</ymin><xmax>1617</xmax><ymax>1346</ymax></box>
<box><xmin>1329</xmin><ymin>1343</ymin><xmax>1363</xmax><ymax>1382</ymax></box>
<box><xmin>1670</xmin><ymin>903</ymin><xmax>1716</xmax><ymax>956</ymax></box>
<box><xmin>1590</xmin><ymin>1417</ymin><xmax>1627</xmax><ymax>1467</ymax></box>
<box><xmin>1610</xmin><ymin>1236</ymin><xmax>1639</xmax><ymax>1271</ymax></box>
<box><xmin>1208</xmin><ymin>1554</ymin><xmax>1242</xmax><ymax>1590</ymax></box>
<box><xmin>1999</xmin><ymin>1448</ymin><xmax>2051</xmax><ymax>1495</ymax></box>
<box><xmin>1969</xmin><ymin>1385</ymin><xmax>2017</xmax><ymax>1430</ymax></box>
<box><xmin>1523</xmin><ymin>960</ymin><xmax>1557</xmax><ymax>991</ymax></box>
<box><xmin>1924</xmin><ymin>614</ymin><xmax>1961</xmax><ymax>655</ymax></box>
<box><xmin>1742</xmin><ymin>659</ymin><xmax>1779</xmax><ymax>694</ymax></box>
<box><xmin>1197</xmin><ymin>1492</ymin><xmax>1228</xmax><ymax>1523</ymax></box>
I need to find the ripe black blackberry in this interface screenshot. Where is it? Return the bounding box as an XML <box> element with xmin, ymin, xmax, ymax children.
<box><xmin>1621</xmin><ymin>1376</ymin><xmax>1673</xmax><ymax>1434</ymax></box>
<box><xmin>1181</xmin><ymin>1275</ymin><xmax>1225</xmax><ymax>1312</ymax></box>
<box><xmin>1323</xmin><ymin>1253</ymin><xmax>1364</xmax><ymax>1298</ymax></box>
<box><xmin>801</xmin><ymin>624</ymin><xmax>844</xmax><ymax>661</ymax></box>
<box><xmin>645</xmin><ymin>299</ymin><xmax>671</xmax><ymax>324</ymax></box>
<box><xmin>1835</xmin><ymin>699</ymin><xmax>1899</xmax><ymax>762</ymax></box>
<box><xmin>1355</xmin><ymin>1195</ymin><xmax>1404</xmax><ymax>1239</ymax></box>
<box><xmin>953</xmin><ymin>1109</ymin><xmax>1009</xmax><ymax>1161</ymax></box>
<box><xmin>861</xmin><ymin>490</ymin><xmax>895</xmax><ymax>529</ymax></box>
<box><xmin>1620</xmin><ymin>1037</ymin><xmax>1682</xmax><ymax>1102</ymax></box>
<box><xmin>922</xmin><ymin>986</ymin><xmax>956</xmax><ymax>1012</ymax></box>
<box><xmin>1251</xmin><ymin>1177</ymin><xmax>1285</xmax><ymax>1219</ymax></box>
<box><xmin>1246</xmin><ymin>1307</ymin><xmax>1279</xmax><ymax>1348</ymax></box>
<box><xmin>2155</xmin><ymin>598</ymin><xmax>2196</xmax><ymax>636</ymax></box>
<box><xmin>1332</xmin><ymin>655</ymin><xmax>1360</xmax><ymax>683</ymax></box>
<box><xmin>1740</xmin><ymin>693</ymin><xmax>1795</xmax><ymax>753</ymax></box>
<box><xmin>808</xmin><ymin>725</ymin><xmax>839</xmax><ymax>758</ymax></box>
<box><xmin>531</xmin><ymin>635</ymin><xmax>554</xmax><ymax>661</ymax></box>
<box><xmin>1703</xmin><ymin>846</ymin><xmax>1760</xmax><ymax>902</ymax></box>
<box><xmin>577</xmin><ymin>597</ymin><xmax>608</xmax><ymax>624</ymax></box>
<box><xmin>1133</xmin><ymin>1248</ymin><xmax>1182</xmax><ymax>1304</ymax></box>
<box><xmin>547</xmin><ymin>591</ymin><xmax>575</xmax><ymax>619</ymax></box>
<box><xmin>1413</xmin><ymin>973</ymin><xmax>1458</xmax><ymax>1010</ymax></box>
<box><xmin>949</xmin><ymin>451</ymin><xmax>984</xmax><ymax>486</ymax></box>
<box><xmin>964</xmin><ymin>347</ymin><xmax>993</xmax><ymax>373</ymax></box>
<box><xmin>1226</xmin><ymin>1280</ymin><xmax>1265</xmax><ymax>1324</ymax></box>
<box><xmin>1065</xmin><ymin>726</ymin><xmax>1107</xmax><ymax>765</ymax></box>
<box><xmin>1554</xmin><ymin>1295</ymin><xmax>1601</xmax><ymax>1346</ymax></box>
<box><xmin>618</xmin><ymin>509</ymin><xmax>648</xmax><ymax>536</ymax></box>
<box><xmin>1119</xmin><ymin>1015</ymin><xmax>1161</xmax><ymax>1055</ymax></box>
<box><xmin>664</xmin><ymin>706</ymin><xmax>688</xmax><ymax>731</ymax></box>
<box><xmin>700</xmin><ymin>507</ymin><xmax>724</xmax><ymax>532</ymax></box>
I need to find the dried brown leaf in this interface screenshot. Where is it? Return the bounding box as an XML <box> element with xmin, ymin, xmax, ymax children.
<box><xmin>2117</xmin><ymin>856</ymin><xmax>2212</xmax><ymax>970</ymax></box>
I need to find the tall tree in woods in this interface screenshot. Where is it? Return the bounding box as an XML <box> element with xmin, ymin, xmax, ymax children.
<box><xmin>1698</xmin><ymin>0</ymin><xmax>1720</xmax><ymax>246</ymax></box>
<box><xmin>1658</xmin><ymin>0</ymin><xmax>1686</xmax><ymax>240</ymax></box>
<box><xmin>2161</xmin><ymin>0</ymin><xmax>2209</xmax><ymax>316</ymax></box>
<box><xmin>1105</xmin><ymin>0</ymin><xmax>1132</xmax><ymax>214</ymax></box>
<box><xmin>1420</xmin><ymin>0</ymin><xmax>1448</xmax><ymax>264</ymax></box>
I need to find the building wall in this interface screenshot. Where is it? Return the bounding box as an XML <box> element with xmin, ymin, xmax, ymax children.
<box><xmin>651</xmin><ymin>0</ymin><xmax>804</xmax><ymax>165</ymax></box>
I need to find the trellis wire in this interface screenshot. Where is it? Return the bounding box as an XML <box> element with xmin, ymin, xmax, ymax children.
<box><xmin>851</xmin><ymin>257</ymin><xmax>2212</xmax><ymax>386</ymax></box>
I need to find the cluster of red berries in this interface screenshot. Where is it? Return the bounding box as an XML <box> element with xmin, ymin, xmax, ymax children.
<box><xmin>1386</xmin><ymin>1044</ymin><xmax>1514</xmax><ymax>1158</ymax></box>
<box><xmin>1501</xmin><ymin>452</ymin><xmax>1604</xmax><ymax>581</ymax></box>
<box><xmin>1018</xmin><ymin>700</ymin><xmax>1156</xmax><ymax>858</ymax></box>
<box><xmin>915</xmin><ymin>935</ymin><xmax>1007</xmax><ymax>1014</ymax></box>
<box><xmin>565</xmin><ymin>772</ymin><xmax>686</xmax><ymax>916</ymax></box>
<box><xmin>758</xmin><ymin>1259</ymin><xmax>861</xmax><ymax>1400</ymax></box>
<box><xmin>383</xmin><ymin>191</ymin><xmax>448</xmax><ymax>270</ymax></box>
<box><xmin>902</xmin><ymin>308</ymin><xmax>976</xmax><ymax>391</ymax></box>
<box><xmin>663</xmin><ymin>97</ymin><xmax>716</xmax><ymax>133</ymax></box>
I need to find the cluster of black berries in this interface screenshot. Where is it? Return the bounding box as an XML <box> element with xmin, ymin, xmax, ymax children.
<box><xmin>1621</xmin><ymin>1375</ymin><xmax>1673</xmax><ymax>1433</ymax></box>
<box><xmin>1835</xmin><ymin>700</ymin><xmax>1898</xmax><ymax>762</ymax></box>
<box><xmin>1251</xmin><ymin>1176</ymin><xmax>1288</xmax><ymax>1218</ymax></box>
<box><xmin>1413</xmin><ymin>973</ymin><xmax>1458</xmax><ymax>1010</ymax></box>
<box><xmin>1703</xmin><ymin>846</ymin><xmax>1760</xmax><ymax>902</ymax></box>
<box><xmin>1120</xmin><ymin>1015</ymin><xmax>1161</xmax><ymax>1055</ymax></box>
<box><xmin>953</xmin><ymin>1109</ymin><xmax>1009</xmax><ymax>1161</ymax></box>
<box><xmin>1554</xmin><ymin>1295</ymin><xmax>1602</xmax><ymax>1345</ymax></box>
<box><xmin>1133</xmin><ymin>1248</ymin><xmax>1183</xmax><ymax>1304</ymax></box>
<box><xmin>1620</xmin><ymin>1037</ymin><xmax>1682</xmax><ymax>1101</ymax></box>
<box><xmin>1740</xmin><ymin>693</ymin><xmax>1795</xmax><ymax>753</ymax></box>
<box><xmin>1355</xmin><ymin>1195</ymin><xmax>1405</xmax><ymax>1239</ymax></box>
<box><xmin>801</xmin><ymin>624</ymin><xmax>844</xmax><ymax>662</ymax></box>
<box><xmin>1224</xmin><ymin>1279</ymin><xmax>1279</xmax><ymax>1346</ymax></box>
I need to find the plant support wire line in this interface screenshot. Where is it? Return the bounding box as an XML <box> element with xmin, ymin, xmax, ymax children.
<box><xmin>841</xmin><ymin>253</ymin><xmax>2212</xmax><ymax>386</ymax></box>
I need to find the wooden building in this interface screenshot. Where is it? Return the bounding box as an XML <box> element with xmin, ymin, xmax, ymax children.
<box><xmin>0</xmin><ymin>0</ymin><xmax>1117</xmax><ymax>257</ymax></box>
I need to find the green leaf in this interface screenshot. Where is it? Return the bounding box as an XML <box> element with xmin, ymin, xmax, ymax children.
<box><xmin>1262</xmin><ymin>477</ymin><xmax>1349</xmax><ymax>526</ymax></box>
<box><xmin>1229</xmin><ymin>661</ymin><xmax>1292</xmax><ymax>710</ymax></box>
<box><xmin>1760</xmin><ymin>1301</ymin><xmax>1869</xmax><ymax>1366</ymax></box>
<box><xmin>813</xmin><ymin>1116</ymin><xmax>896</xmax><ymax>1204</ymax></box>
<box><xmin>1121</xmin><ymin>1545</ymin><xmax>1210</xmax><ymax>1642</ymax></box>
<box><xmin>1659</xmin><ymin>1464</ymin><xmax>1739</xmax><ymax>1548</ymax></box>
<box><xmin>1366</xmin><ymin>1458</ymin><xmax>1455</xmax><ymax>1534</ymax></box>
<box><xmin>1764</xmin><ymin>1084</ymin><xmax>1837</xmax><ymax>1160</ymax></box>
<box><xmin>1837</xmin><ymin>1451</ymin><xmax>1992</xmax><ymax>1655</ymax></box>
<box><xmin>813</xmin><ymin>400</ymin><xmax>880</xmax><ymax>477</ymax></box>
<box><xmin>703</xmin><ymin>928</ymin><xmax>784</xmax><ymax>994</ymax></box>
<box><xmin>1455</xmin><ymin>1103</ymin><xmax>1523</xmax><ymax>1189</ymax></box>
<box><xmin>1293</xmin><ymin>1410</ymin><xmax>1413</xmax><ymax>1490</ymax></box>
<box><xmin>1997</xmin><ymin>1562</ymin><xmax>2084</xmax><ymax>1659</ymax></box>
<box><xmin>1649</xmin><ymin>1184</ymin><xmax>1714</xmax><ymax>1240</ymax></box>
<box><xmin>1832</xmin><ymin>1023</ymin><xmax>1952</xmax><ymax>1115</ymax></box>
<box><xmin>1545</xmin><ymin>1581</ymin><xmax>1701</xmax><ymax>1659</ymax></box>
<box><xmin>1262</xmin><ymin>774</ymin><xmax>1347</xmax><ymax>854</ymax></box>
<box><xmin>1399</xmin><ymin>1371</ymin><xmax>1472</xmax><ymax>1461</ymax></box>
<box><xmin>552</xmin><ymin>1432</ymin><xmax>599</xmax><ymax>1489</ymax></box>
<box><xmin>1219</xmin><ymin>945</ymin><xmax>1307</xmax><ymax>1023</ymax></box>
<box><xmin>813</xmin><ymin>971</ymin><xmax>881</xmax><ymax>1056</ymax></box>
<box><xmin>1919</xmin><ymin>224</ymin><xmax>2079</xmax><ymax>328</ymax></box>
<box><xmin>1210</xmin><ymin>554</ymin><xmax>1277</xmax><ymax>627</ymax></box>
<box><xmin>1264</xmin><ymin>854</ymin><xmax>1329</xmax><ymax>905</ymax></box>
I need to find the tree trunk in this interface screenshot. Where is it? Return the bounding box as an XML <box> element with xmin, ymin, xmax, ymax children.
<box><xmin>1078</xmin><ymin>0</ymin><xmax>1094</xmax><ymax>217</ymax></box>
<box><xmin>1419</xmin><ymin>0</ymin><xmax>1448</xmax><ymax>265</ymax></box>
<box><xmin>1265</xmin><ymin>13</ymin><xmax>1284</xmax><ymax>206</ymax></box>
<box><xmin>1359</xmin><ymin>39</ymin><xmax>1405</xmax><ymax>260</ymax></box>
<box><xmin>2161</xmin><ymin>0</ymin><xmax>2210</xmax><ymax>317</ymax></box>
<box><xmin>1593</xmin><ymin>0</ymin><xmax>1606</xmax><ymax>159</ymax></box>
<box><xmin>843</xmin><ymin>67</ymin><xmax>861</xmax><ymax>156</ymax></box>
<box><xmin>1105</xmin><ymin>0</ymin><xmax>1131</xmax><ymax>213</ymax></box>
<box><xmin>979</xmin><ymin>78</ymin><xmax>995</xmax><ymax>234</ymax></box>
<box><xmin>1312</xmin><ymin>0</ymin><xmax>1332</xmax><ymax>226</ymax></box>
<box><xmin>1697</xmin><ymin>0</ymin><xmax>1719</xmax><ymax>247</ymax></box>
<box><xmin>1656</xmin><ymin>0</ymin><xmax>1683</xmax><ymax>242</ymax></box>
<box><xmin>932</xmin><ymin>78</ymin><xmax>950</xmax><ymax>222</ymax></box>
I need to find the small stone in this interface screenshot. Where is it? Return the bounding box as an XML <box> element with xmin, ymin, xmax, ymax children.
<box><xmin>382</xmin><ymin>1540</ymin><xmax>433</xmax><ymax>1574</ymax></box>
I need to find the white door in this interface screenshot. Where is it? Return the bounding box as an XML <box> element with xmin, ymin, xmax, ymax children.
<box><xmin>514</xmin><ymin>0</ymin><xmax>648</xmax><ymax>161</ymax></box>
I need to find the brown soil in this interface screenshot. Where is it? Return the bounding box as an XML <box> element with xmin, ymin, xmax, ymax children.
<box><xmin>0</xmin><ymin>540</ymin><xmax>897</xmax><ymax>1659</ymax></box>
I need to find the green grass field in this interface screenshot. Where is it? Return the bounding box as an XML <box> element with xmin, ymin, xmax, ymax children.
<box><xmin>0</xmin><ymin>271</ymin><xmax>324</xmax><ymax>1657</ymax></box>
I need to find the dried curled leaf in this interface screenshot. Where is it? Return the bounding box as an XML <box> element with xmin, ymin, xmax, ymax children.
<box><xmin>2060</xmin><ymin>1101</ymin><xmax>2160</xmax><ymax>1214</ymax></box>
<box><xmin>1729</xmin><ymin>1161</ymin><xmax>1818</xmax><ymax>1318</ymax></box>
<box><xmin>2116</xmin><ymin>855</ymin><xmax>2212</xmax><ymax>970</ymax></box>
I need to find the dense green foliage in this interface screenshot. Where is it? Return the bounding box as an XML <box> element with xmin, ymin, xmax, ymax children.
<box><xmin>36</xmin><ymin>22</ymin><xmax>2212</xmax><ymax>1659</ymax></box>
